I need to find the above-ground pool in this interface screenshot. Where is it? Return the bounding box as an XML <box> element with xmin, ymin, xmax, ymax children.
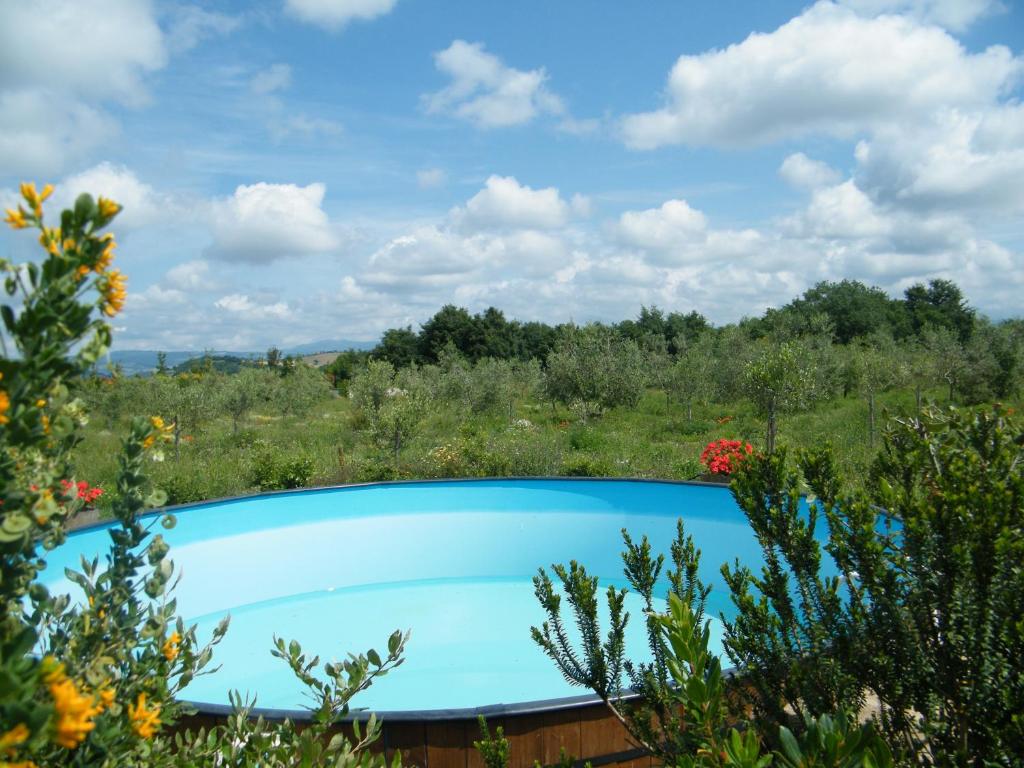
<box><xmin>43</xmin><ymin>479</ymin><xmax>767</xmax><ymax>716</ymax></box>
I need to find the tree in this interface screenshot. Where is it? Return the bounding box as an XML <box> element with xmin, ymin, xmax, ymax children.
<box><xmin>544</xmin><ymin>324</ymin><xmax>645</xmax><ymax>422</ymax></box>
<box><xmin>266</xmin><ymin>346</ymin><xmax>283</xmax><ymax>369</ymax></box>
<box><xmin>373</xmin><ymin>326</ymin><xmax>419</xmax><ymax>368</ymax></box>
<box><xmin>418</xmin><ymin>304</ymin><xmax>476</xmax><ymax>362</ymax></box>
<box><xmin>904</xmin><ymin>278</ymin><xmax>975</xmax><ymax>343</ymax></box>
<box><xmin>742</xmin><ymin>341</ymin><xmax>819</xmax><ymax>454</ymax></box>
<box><xmin>781</xmin><ymin>280</ymin><xmax>904</xmax><ymax>344</ymax></box>
<box><xmin>852</xmin><ymin>337</ymin><xmax>907</xmax><ymax>447</ymax></box>
<box><xmin>155</xmin><ymin>351</ymin><xmax>168</xmax><ymax>375</ymax></box>
<box><xmin>220</xmin><ymin>368</ymin><xmax>273</xmax><ymax>434</ymax></box>
<box><xmin>349</xmin><ymin>360</ymin><xmax>396</xmax><ymax>419</ymax></box>
<box><xmin>921</xmin><ymin>325</ymin><xmax>967</xmax><ymax>403</ymax></box>
<box><xmin>669</xmin><ymin>336</ymin><xmax>713</xmax><ymax>421</ymax></box>
<box><xmin>274</xmin><ymin>363</ymin><xmax>331</xmax><ymax>418</ymax></box>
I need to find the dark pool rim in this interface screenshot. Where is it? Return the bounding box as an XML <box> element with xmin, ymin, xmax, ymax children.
<box><xmin>65</xmin><ymin>475</ymin><xmax>738</xmax><ymax>722</ymax></box>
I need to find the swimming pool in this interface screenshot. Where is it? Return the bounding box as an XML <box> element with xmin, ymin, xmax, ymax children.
<box><xmin>43</xmin><ymin>479</ymin><xmax>764</xmax><ymax>715</ymax></box>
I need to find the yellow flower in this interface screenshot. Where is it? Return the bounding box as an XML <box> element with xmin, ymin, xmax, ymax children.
<box><xmin>3</xmin><ymin>207</ymin><xmax>28</xmax><ymax>229</ymax></box>
<box><xmin>97</xmin><ymin>197</ymin><xmax>121</xmax><ymax>220</ymax></box>
<box><xmin>162</xmin><ymin>631</ymin><xmax>181</xmax><ymax>662</ymax></box>
<box><xmin>100</xmin><ymin>269</ymin><xmax>127</xmax><ymax>317</ymax></box>
<box><xmin>75</xmin><ymin>265</ymin><xmax>90</xmax><ymax>282</ymax></box>
<box><xmin>94</xmin><ymin>235</ymin><xmax>115</xmax><ymax>273</ymax></box>
<box><xmin>127</xmin><ymin>693</ymin><xmax>160</xmax><ymax>739</ymax></box>
<box><xmin>38</xmin><ymin>227</ymin><xmax>60</xmax><ymax>256</ymax></box>
<box><xmin>35</xmin><ymin>399</ymin><xmax>46</xmax><ymax>408</ymax></box>
<box><xmin>142</xmin><ymin>435</ymin><xmax>155</xmax><ymax>449</ymax></box>
<box><xmin>1</xmin><ymin>761</ymin><xmax>39</xmax><ymax>768</ymax></box>
<box><xmin>40</xmin><ymin>656</ymin><xmax>65</xmax><ymax>685</ymax></box>
<box><xmin>63</xmin><ymin>237</ymin><xmax>77</xmax><ymax>251</ymax></box>
<box><xmin>97</xmin><ymin>688</ymin><xmax>115</xmax><ymax>712</ymax></box>
<box><xmin>0</xmin><ymin>389</ymin><xmax>9</xmax><ymax>426</ymax></box>
<box><xmin>48</xmin><ymin>676</ymin><xmax>101</xmax><ymax>749</ymax></box>
<box><xmin>0</xmin><ymin>723</ymin><xmax>30</xmax><ymax>754</ymax></box>
<box><xmin>151</xmin><ymin>415</ymin><xmax>165</xmax><ymax>430</ymax></box>
<box><xmin>40</xmin><ymin>414</ymin><xmax>50</xmax><ymax>435</ymax></box>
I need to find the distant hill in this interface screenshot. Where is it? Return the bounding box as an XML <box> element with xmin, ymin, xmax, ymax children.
<box><xmin>284</xmin><ymin>339</ymin><xmax>376</xmax><ymax>355</ymax></box>
<box><xmin>109</xmin><ymin>339</ymin><xmax>376</xmax><ymax>375</ymax></box>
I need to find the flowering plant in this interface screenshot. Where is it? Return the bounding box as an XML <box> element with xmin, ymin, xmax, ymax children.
<box><xmin>700</xmin><ymin>439</ymin><xmax>754</xmax><ymax>475</ymax></box>
<box><xmin>1</xmin><ymin>185</ymin><xmax>406</xmax><ymax>766</ymax></box>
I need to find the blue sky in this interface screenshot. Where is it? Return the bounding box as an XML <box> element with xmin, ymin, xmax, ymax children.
<box><xmin>2</xmin><ymin>0</ymin><xmax>1022</xmax><ymax>350</ymax></box>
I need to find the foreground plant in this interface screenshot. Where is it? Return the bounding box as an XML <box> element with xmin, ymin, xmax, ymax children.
<box><xmin>531</xmin><ymin>524</ymin><xmax>892</xmax><ymax>767</ymax></box>
<box><xmin>1</xmin><ymin>185</ymin><xmax>407</xmax><ymax>766</ymax></box>
<box><xmin>725</xmin><ymin>406</ymin><xmax>1024</xmax><ymax>766</ymax></box>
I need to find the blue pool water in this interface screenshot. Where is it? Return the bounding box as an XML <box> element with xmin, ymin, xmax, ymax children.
<box><xmin>42</xmin><ymin>479</ymin><xmax>766</xmax><ymax>712</ymax></box>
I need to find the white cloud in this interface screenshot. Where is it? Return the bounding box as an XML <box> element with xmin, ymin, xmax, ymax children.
<box><xmin>164</xmin><ymin>5</ymin><xmax>241</xmax><ymax>54</ymax></box>
<box><xmin>619</xmin><ymin>1</ymin><xmax>1020</xmax><ymax>149</ymax></box>
<box><xmin>424</xmin><ymin>40</ymin><xmax>565</xmax><ymax>128</ymax></box>
<box><xmin>215</xmin><ymin>293</ymin><xmax>291</xmax><ymax>319</ymax></box>
<box><xmin>250</xmin><ymin>63</ymin><xmax>293</xmax><ymax>95</ymax></box>
<box><xmin>268</xmin><ymin>114</ymin><xmax>343</xmax><ymax>141</ymax></box>
<box><xmin>284</xmin><ymin>0</ymin><xmax>397</xmax><ymax>31</ymax></box>
<box><xmin>838</xmin><ymin>0</ymin><xmax>1004</xmax><ymax>31</ymax></box>
<box><xmin>55</xmin><ymin>162</ymin><xmax>175</xmax><ymax>229</ymax></box>
<box><xmin>0</xmin><ymin>0</ymin><xmax>166</xmax><ymax>104</ymax></box>
<box><xmin>416</xmin><ymin>168</ymin><xmax>447</xmax><ymax>189</ymax></box>
<box><xmin>855</xmin><ymin>108</ymin><xmax>1024</xmax><ymax>214</ymax></box>
<box><xmin>0</xmin><ymin>0</ymin><xmax>167</xmax><ymax>175</ymax></box>
<box><xmin>779</xmin><ymin>153</ymin><xmax>843</xmax><ymax>189</ymax></box>
<box><xmin>207</xmin><ymin>182</ymin><xmax>339</xmax><ymax>263</ymax></box>
<box><xmin>453</xmin><ymin>175</ymin><xmax>571</xmax><ymax>231</ymax></box>
<box><xmin>165</xmin><ymin>260</ymin><xmax>211</xmax><ymax>291</ymax></box>
<box><xmin>617</xmin><ymin>199</ymin><xmax>708</xmax><ymax>252</ymax></box>
<box><xmin>0</xmin><ymin>91</ymin><xmax>117</xmax><ymax>176</ymax></box>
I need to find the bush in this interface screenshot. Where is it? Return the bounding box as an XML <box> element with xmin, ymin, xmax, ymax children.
<box><xmin>725</xmin><ymin>406</ymin><xmax>1024</xmax><ymax>764</ymax></box>
<box><xmin>0</xmin><ymin>186</ymin><xmax>407</xmax><ymax>766</ymax></box>
<box><xmin>247</xmin><ymin>445</ymin><xmax>316</xmax><ymax>490</ymax></box>
<box><xmin>560</xmin><ymin>455</ymin><xmax>611</xmax><ymax>477</ymax></box>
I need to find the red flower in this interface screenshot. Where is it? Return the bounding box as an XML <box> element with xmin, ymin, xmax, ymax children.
<box><xmin>700</xmin><ymin>439</ymin><xmax>755</xmax><ymax>476</ymax></box>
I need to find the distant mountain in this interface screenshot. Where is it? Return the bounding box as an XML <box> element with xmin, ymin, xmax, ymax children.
<box><xmin>284</xmin><ymin>339</ymin><xmax>376</xmax><ymax>355</ymax></box>
<box><xmin>109</xmin><ymin>339</ymin><xmax>376</xmax><ymax>375</ymax></box>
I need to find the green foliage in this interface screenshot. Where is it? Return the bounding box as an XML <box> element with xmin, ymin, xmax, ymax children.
<box><xmin>531</xmin><ymin>522</ymin><xmax>889</xmax><ymax>768</ymax></box>
<box><xmin>247</xmin><ymin>443</ymin><xmax>316</xmax><ymax>490</ymax></box>
<box><xmin>473</xmin><ymin>716</ymin><xmax>510</xmax><ymax>768</ymax></box>
<box><xmin>724</xmin><ymin>406</ymin><xmax>1024</xmax><ymax>765</ymax></box>
<box><xmin>742</xmin><ymin>341</ymin><xmax>821</xmax><ymax>453</ymax></box>
<box><xmin>544</xmin><ymin>324</ymin><xmax>646</xmax><ymax>421</ymax></box>
<box><xmin>1</xmin><ymin>187</ymin><xmax>406</xmax><ymax>766</ymax></box>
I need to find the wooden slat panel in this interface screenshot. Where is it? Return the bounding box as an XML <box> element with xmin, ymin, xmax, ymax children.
<box><xmin>503</xmin><ymin>714</ymin><xmax>546</xmax><ymax>768</ymax></box>
<box><xmin>540</xmin><ymin>707</ymin><xmax>582</xmax><ymax>766</ymax></box>
<box><xmin>426</xmin><ymin>720</ymin><xmax>470</xmax><ymax>768</ymax></box>
<box><xmin>578</xmin><ymin>706</ymin><xmax>633</xmax><ymax>762</ymax></box>
<box><xmin>384</xmin><ymin>721</ymin><xmax>427</xmax><ymax>767</ymax></box>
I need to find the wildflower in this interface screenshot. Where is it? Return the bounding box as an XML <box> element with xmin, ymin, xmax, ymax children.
<box><xmin>3</xmin><ymin>206</ymin><xmax>28</xmax><ymax>229</ymax></box>
<box><xmin>94</xmin><ymin>235</ymin><xmax>115</xmax><ymax>273</ymax></box>
<box><xmin>162</xmin><ymin>631</ymin><xmax>181</xmax><ymax>662</ymax></box>
<box><xmin>40</xmin><ymin>414</ymin><xmax>50</xmax><ymax>434</ymax></box>
<box><xmin>48</xmin><ymin>675</ymin><xmax>101</xmax><ymax>749</ymax></box>
<box><xmin>97</xmin><ymin>688</ymin><xmax>115</xmax><ymax>711</ymax></box>
<box><xmin>38</xmin><ymin>227</ymin><xmax>60</xmax><ymax>256</ymax></box>
<box><xmin>35</xmin><ymin>399</ymin><xmax>46</xmax><ymax>408</ymax></box>
<box><xmin>97</xmin><ymin>197</ymin><xmax>121</xmax><ymax>220</ymax></box>
<box><xmin>100</xmin><ymin>270</ymin><xmax>127</xmax><ymax>317</ymax></box>
<box><xmin>0</xmin><ymin>387</ymin><xmax>9</xmax><ymax>425</ymax></box>
<box><xmin>0</xmin><ymin>723</ymin><xmax>30</xmax><ymax>753</ymax></box>
<box><xmin>127</xmin><ymin>693</ymin><xmax>160</xmax><ymax>739</ymax></box>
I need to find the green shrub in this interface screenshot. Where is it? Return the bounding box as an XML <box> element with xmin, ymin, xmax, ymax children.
<box><xmin>247</xmin><ymin>446</ymin><xmax>315</xmax><ymax>490</ymax></box>
<box><xmin>560</xmin><ymin>455</ymin><xmax>611</xmax><ymax>477</ymax></box>
<box><xmin>725</xmin><ymin>406</ymin><xmax>1024</xmax><ymax>764</ymax></box>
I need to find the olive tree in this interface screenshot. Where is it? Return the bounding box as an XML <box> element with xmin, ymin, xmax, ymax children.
<box><xmin>741</xmin><ymin>341</ymin><xmax>819</xmax><ymax>454</ymax></box>
<box><xmin>544</xmin><ymin>325</ymin><xmax>645</xmax><ymax>422</ymax></box>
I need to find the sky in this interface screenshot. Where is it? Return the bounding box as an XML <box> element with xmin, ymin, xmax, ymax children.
<box><xmin>1</xmin><ymin>0</ymin><xmax>1023</xmax><ymax>351</ymax></box>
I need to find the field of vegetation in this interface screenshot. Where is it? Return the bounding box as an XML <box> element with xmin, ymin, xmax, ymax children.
<box><xmin>72</xmin><ymin>278</ymin><xmax>1023</xmax><ymax>511</ymax></box>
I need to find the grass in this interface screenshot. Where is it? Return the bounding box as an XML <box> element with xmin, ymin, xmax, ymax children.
<box><xmin>71</xmin><ymin>382</ymin><xmax>1014</xmax><ymax>514</ymax></box>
